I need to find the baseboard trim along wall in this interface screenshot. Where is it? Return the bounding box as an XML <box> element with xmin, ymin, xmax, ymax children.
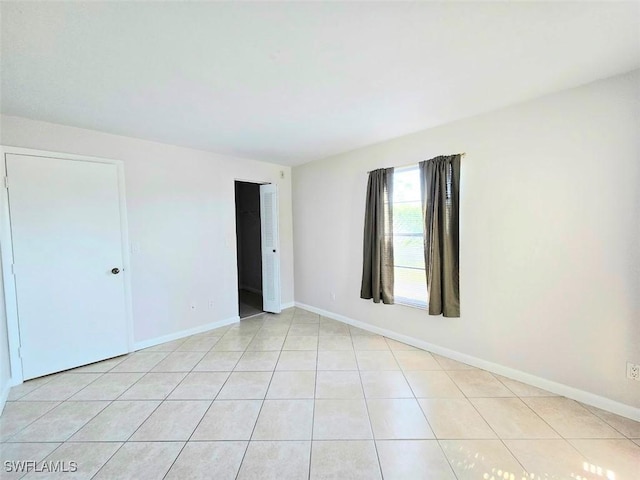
<box><xmin>133</xmin><ymin>315</ymin><xmax>240</xmax><ymax>351</ymax></box>
<box><xmin>295</xmin><ymin>301</ymin><xmax>640</xmax><ymax>422</ymax></box>
<box><xmin>281</xmin><ymin>302</ymin><xmax>295</xmax><ymax>310</ymax></box>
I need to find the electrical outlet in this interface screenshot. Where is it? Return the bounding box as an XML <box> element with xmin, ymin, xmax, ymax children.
<box><xmin>330</xmin><ymin>292</ymin><xmax>336</xmax><ymax>301</ymax></box>
<box><xmin>208</xmin><ymin>300</ymin><xmax>215</xmax><ymax>309</ymax></box>
<box><xmin>626</xmin><ymin>362</ymin><xmax>640</xmax><ymax>381</ymax></box>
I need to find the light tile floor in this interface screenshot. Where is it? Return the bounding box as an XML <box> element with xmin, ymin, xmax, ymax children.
<box><xmin>1</xmin><ymin>308</ymin><xmax>639</xmax><ymax>479</ymax></box>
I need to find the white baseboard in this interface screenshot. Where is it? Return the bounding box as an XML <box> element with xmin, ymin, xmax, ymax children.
<box><xmin>296</xmin><ymin>301</ymin><xmax>640</xmax><ymax>422</ymax></box>
<box><xmin>0</xmin><ymin>377</ymin><xmax>12</xmax><ymax>415</ymax></box>
<box><xmin>281</xmin><ymin>302</ymin><xmax>295</xmax><ymax>310</ymax></box>
<box><xmin>133</xmin><ymin>315</ymin><xmax>239</xmax><ymax>351</ymax></box>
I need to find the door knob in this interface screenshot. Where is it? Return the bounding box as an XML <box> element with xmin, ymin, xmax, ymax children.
<box><xmin>111</xmin><ymin>268</ymin><xmax>120</xmax><ymax>275</ymax></box>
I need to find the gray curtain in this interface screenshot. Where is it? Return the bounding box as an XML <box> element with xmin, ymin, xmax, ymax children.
<box><xmin>419</xmin><ymin>155</ymin><xmax>461</xmax><ymax>317</ymax></box>
<box><xmin>360</xmin><ymin>168</ymin><xmax>394</xmax><ymax>304</ymax></box>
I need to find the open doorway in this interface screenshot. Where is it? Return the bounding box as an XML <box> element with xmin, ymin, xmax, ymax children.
<box><xmin>235</xmin><ymin>181</ymin><xmax>264</xmax><ymax>318</ymax></box>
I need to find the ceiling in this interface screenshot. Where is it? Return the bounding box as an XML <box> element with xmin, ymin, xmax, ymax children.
<box><xmin>1</xmin><ymin>2</ymin><xmax>639</xmax><ymax>166</ymax></box>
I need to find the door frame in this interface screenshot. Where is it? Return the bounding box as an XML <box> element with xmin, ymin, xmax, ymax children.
<box><xmin>233</xmin><ymin>177</ymin><xmax>282</xmax><ymax>317</ymax></box>
<box><xmin>0</xmin><ymin>146</ymin><xmax>135</xmax><ymax>384</ymax></box>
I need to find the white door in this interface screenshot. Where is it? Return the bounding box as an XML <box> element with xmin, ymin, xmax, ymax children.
<box><xmin>260</xmin><ymin>184</ymin><xmax>281</xmax><ymax>313</ymax></box>
<box><xmin>6</xmin><ymin>154</ymin><xmax>129</xmax><ymax>379</ymax></box>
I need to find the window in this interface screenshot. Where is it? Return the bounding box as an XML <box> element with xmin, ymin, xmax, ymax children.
<box><xmin>392</xmin><ymin>167</ymin><xmax>427</xmax><ymax>308</ymax></box>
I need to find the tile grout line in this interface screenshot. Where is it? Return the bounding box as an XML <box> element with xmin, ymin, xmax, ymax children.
<box><xmin>307</xmin><ymin>316</ymin><xmax>321</xmax><ymax>480</ymax></box>
<box><xmin>495</xmin><ymin>396</ymin><xmax>590</xmax><ymax>478</ymax></box>
<box><xmin>5</xmin><ymin>387</ymin><xmax>114</xmax><ymax>445</ymax></box>
<box><xmin>233</xmin><ymin>311</ymin><xmax>292</xmax><ymax>480</ymax></box>
<box><xmin>384</xmin><ymin>337</ymin><xmax>464</xmax><ymax>479</ymax></box>
<box><xmin>92</xmin><ymin>365</ymin><xmax>190</xmax><ymax>477</ymax></box>
<box><xmin>582</xmin><ymin>405</ymin><xmax>638</xmax><ymax>439</ymax></box>
<box><xmin>6</xmin><ymin>373</ymin><xmax>59</xmax><ymax>401</ymax></box>
<box><xmin>9</xmin><ymin>356</ymin><xmax>142</xmax><ymax>479</ymax></box>
<box><xmin>92</xmin><ymin>323</ymin><xmax>245</xmax><ymax>479</ymax></box>
<box><xmin>436</xmin><ymin>357</ymin><xmax>533</xmax><ymax>478</ymax></box>
<box><xmin>351</xmin><ymin>329</ymin><xmax>384</xmax><ymax>479</ymax></box>
<box><xmin>145</xmin><ymin>324</ymin><xmax>250</xmax><ymax>473</ymax></box>
<box><xmin>159</xmin><ymin>335</ymin><xmax>242</xmax><ymax>480</ymax></box>
<box><xmin>460</xmin><ymin>382</ymin><xmax>529</xmax><ymax>478</ymax></box>
<box><xmin>1</xmin><ymin>401</ymin><xmax>63</xmax><ymax>442</ymax></box>
<box><xmin>385</xmin><ymin>339</ymin><xmax>460</xmax><ymax>480</ymax></box>
<box><xmin>444</xmin><ymin>350</ymin><xmax>561</xmax><ymax>478</ymax></box>
<box><xmin>202</xmin><ymin>317</ymin><xmax>268</xmax><ymax>480</ymax></box>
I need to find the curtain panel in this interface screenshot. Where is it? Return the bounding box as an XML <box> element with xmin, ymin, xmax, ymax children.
<box><xmin>419</xmin><ymin>155</ymin><xmax>461</xmax><ymax>317</ymax></box>
<box><xmin>360</xmin><ymin>168</ymin><xmax>394</xmax><ymax>304</ymax></box>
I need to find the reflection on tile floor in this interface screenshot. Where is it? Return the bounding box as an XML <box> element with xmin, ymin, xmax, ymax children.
<box><xmin>1</xmin><ymin>308</ymin><xmax>639</xmax><ymax>479</ymax></box>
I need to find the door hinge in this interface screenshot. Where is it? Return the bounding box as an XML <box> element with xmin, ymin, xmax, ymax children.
<box><xmin>17</xmin><ymin>347</ymin><xmax>21</xmax><ymax>358</ymax></box>
<box><xmin>3</xmin><ymin>176</ymin><xmax>8</xmax><ymax>189</ymax></box>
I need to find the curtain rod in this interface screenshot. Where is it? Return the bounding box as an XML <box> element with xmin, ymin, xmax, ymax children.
<box><xmin>367</xmin><ymin>152</ymin><xmax>466</xmax><ymax>174</ymax></box>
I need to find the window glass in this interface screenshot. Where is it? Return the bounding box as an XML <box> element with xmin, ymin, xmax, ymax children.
<box><xmin>392</xmin><ymin>167</ymin><xmax>427</xmax><ymax>308</ymax></box>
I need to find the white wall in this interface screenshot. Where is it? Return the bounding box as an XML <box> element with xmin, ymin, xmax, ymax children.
<box><xmin>0</xmin><ymin>116</ymin><xmax>294</xmax><ymax>345</ymax></box>
<box><xmin>292</xmin><ymin>70</ymin><xmax>640</xmax><ymax>409</ymax></box>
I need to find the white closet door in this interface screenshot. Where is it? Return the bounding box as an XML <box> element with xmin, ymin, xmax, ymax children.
<box><xmin>259</xmin><ymin>184</ymin><xmax>281</xmax><ymax>313</ymax></box>
<box><xmin>6</xmin><ymin>154</ymin><xmax>129</xmax><ymax>379</ymax></box>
